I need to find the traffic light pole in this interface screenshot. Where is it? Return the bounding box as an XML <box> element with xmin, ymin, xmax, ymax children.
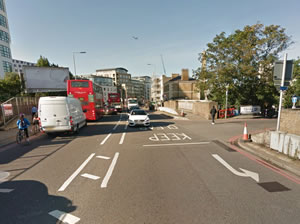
<box><xmin>276</xmin><ymin>53</ymin><xmax>287</xmax><ymax>131</ymax></box>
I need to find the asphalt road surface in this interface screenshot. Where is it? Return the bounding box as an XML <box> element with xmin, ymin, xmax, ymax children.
<box><xmin>0</xmin><ymin>112</ymin><xmax>299</xmax><ymax>224</ymax></box>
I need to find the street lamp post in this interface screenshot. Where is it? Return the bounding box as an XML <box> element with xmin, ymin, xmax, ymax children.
<box><xmin>225</xmin><ymin>85</ymin><xmax>229</xmax><ymax>119</ymax></box>
<box><xmin>73</xmin><ymin>51</ymin><xmax>86</xmax><ymax>78</ymax></box>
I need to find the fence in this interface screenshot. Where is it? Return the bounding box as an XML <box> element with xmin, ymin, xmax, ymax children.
<box><xmin>0</xmin><ymin>97</ymin><xmax>39</xmax><ymax>127</ymax></box>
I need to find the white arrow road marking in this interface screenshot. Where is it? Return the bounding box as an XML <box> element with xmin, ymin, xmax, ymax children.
<box><xmin>81</xmin><ymin>173</ymin><xmax>100</xmax><ymax>180</ymax></box>
<box><xmin>119</xmin><ymin>133</ymin><xmax>126</xmax><ymax>144</ymax></box>
<box><xmin>101</xmin><ymin>152</ymin><xmax>119</xmax><ymax>188</ymax></box>
<box><xmin>100</xmin><ymin>133</ymin><xmax>112</xmax><ymax>145</ymax></box>
<box><xmin>49</xmin><ymin>210</ymin><xmax>80</xmax><ymax>224</ymax></box>
<box><xmin>58</xmin><ymin>153</ymin><xmax>95</xmax><ymax>191</ymax></box>
<box><xmin>0</xmin><ymin>189</ymin><xmax>14</xmax><ymax>193</ymax></box>
<box><xmin>212</xmin><ymin>154</ymin><xmax>259</xmax><ymax>182</ymax></box>
<box><xmin>143</xmin><ymin>142</ymin><xmax>210</xmax><ymax>147</ymax></box>
<box><xmin>96</xmin><ymin>156</ymin><xmax>111</xmax><ymax>160</ymax></box>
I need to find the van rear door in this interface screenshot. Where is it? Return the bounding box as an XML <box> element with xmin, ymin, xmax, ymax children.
<box><xmin>40</xmin><ymin>103</ymin><xmax>69</xmax><ymax>128</ymax></box>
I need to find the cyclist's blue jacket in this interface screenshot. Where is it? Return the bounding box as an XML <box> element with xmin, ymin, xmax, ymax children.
<box><xmin>17</xmin><ymin>118</ymin><xmax>30</xmax><ymax>130</ymax></box>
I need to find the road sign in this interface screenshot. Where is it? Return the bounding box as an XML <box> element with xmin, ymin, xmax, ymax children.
<box><xmin>273</xmin><ymin>60</ymin><xmax>294</xmax><ymax>87</ymax></box>
<box><xmin>292</xmin><ymin>97</ymin><xmax>298</xmax><ymax>103</ymax></box>
<box><xmin>280</xmin><ymin>86</ymin><xmax>288</xmax><ymax>91</ymax></box>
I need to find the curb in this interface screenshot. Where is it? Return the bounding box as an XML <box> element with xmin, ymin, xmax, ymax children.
<box><xmin>236</xmin><ymin>139</ymin><xmax>300</xmax><ymax>178</ymax></box>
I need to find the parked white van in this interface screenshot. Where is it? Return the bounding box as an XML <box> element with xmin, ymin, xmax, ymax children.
<box><xmin>38</xmin><ymin>96</ymin><xmax>86</xmax><ymax>134</ymax></box>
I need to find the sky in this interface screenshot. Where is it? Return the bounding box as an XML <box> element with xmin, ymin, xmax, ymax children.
<box><xmin>6</xmin><ymin>0</ymin><xmax>300</xmax><ymax>77</ymax></box>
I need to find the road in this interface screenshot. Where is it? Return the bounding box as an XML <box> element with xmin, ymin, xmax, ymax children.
<box><xmin>0</xmin><ymin>112</ymin><xmax>300</xmax><ymax>224</ymax></box>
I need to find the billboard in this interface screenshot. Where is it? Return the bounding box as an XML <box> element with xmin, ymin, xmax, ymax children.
<box><xmin>23</xmin><ymin>66</ymin><xmax>69</xmax><ymax>93</ymax></box>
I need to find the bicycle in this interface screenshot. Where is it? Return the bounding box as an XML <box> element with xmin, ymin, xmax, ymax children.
<box><xmin>31</xmin><ymin>123</ymin><xmax>40</xmax><ymax>135</ymax></box>
<box><xmin>16</xmin><ymin>129</ymin><xmax>26</xmax><ymax>144</ymax></box>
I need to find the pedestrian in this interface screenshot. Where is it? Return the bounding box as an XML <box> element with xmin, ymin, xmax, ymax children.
<box><xmin>210</xmin><ymin>105</ymin><xmax>217</xmax><ymax>125</ymax></box>
<box><xmin>31</xmin><ymin>105</ymin><xmax>37</xmax><ymax>120</ymax></box>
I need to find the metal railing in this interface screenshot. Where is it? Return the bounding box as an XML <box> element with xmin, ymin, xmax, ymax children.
<box><xmin>0</xmin><ymin>96</ymin><xmax>39</xmax><ymax>127</ymax></box>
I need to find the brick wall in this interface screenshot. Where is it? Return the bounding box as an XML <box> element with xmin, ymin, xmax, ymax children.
<box><xmin>280</xmin><ymin>109</ymin><xmax>300</xmax><ymax>135</ymax></box>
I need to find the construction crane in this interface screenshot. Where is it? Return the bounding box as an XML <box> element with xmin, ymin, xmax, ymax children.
<box><xmin>160</xmin><ymin>54</ymin><xmax>167</xmax><ymax>75</ymax></box>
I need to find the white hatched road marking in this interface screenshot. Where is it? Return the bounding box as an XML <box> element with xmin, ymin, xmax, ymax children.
<box><xmin>58</xmin><ymin>153</ymin><xmax>95</xmax><ymax>191</ymax></box>
<box><xmin>100</xmin><ymin>133</ymin><xmax>112</xmax><ymax>145</ymax></box>
<box><xmin>119</xmin><ymin>132</ymin><xmax>126</xmax><ymax>144</ymax></box>
<box><xmin>49</xmin><ymin>210</ymin><xmax>80</xmax><ymax>224</ymax></box>
<box><xmin>143</xmin><ymin>142</ymin><xmax>210</xmax><ymax>147</ymax></box>
<box><xmin>81</xmin><ymin>173</ymin><xmax>100</xmax><ymax>180</ymax></box>
<box><xmin>96</xmin><ymin>155</ymin><xmax>111</xmax><ymax>160</ymax></box>
<box><xmin>101</xmin><ymin>152</ymin><xmax>119</xmax><ymax>188</ymax></box>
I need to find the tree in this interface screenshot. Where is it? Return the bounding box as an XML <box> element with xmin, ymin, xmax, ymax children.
<box><xmin>283</xmin><ymin>57</ymin><xmax>300</xmax><ymax>108</ymax></box>
<box><xmin>195</xmin><ymin>23</ymin><xmax>293</xmax><ymax>108</ymax></box>
<box><xmin>0</xmin><ymin>72</ymin><xmax>22</xmax><ymax>102</ymax></box>
<box><xmin>36</xmin><ymin>55</ymin><xmax>50</xmax><ymax>67</ymax></box>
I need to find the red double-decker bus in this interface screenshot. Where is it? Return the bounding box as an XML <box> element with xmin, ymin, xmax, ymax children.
<box><xmin>67</xmin><ymin>80</ymin><xmax>104</xmax><ymax>121</ymax></box>
<box><xmin>108</xmin><ymin>93</ymin><xmax>122</xmax><ymax>112</ymax></box>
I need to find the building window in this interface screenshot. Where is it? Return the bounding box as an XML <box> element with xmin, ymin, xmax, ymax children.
<box><xmin>0</xmin><ymin>45</ymin><xmax>11</xmax><ymax>58</ymax></box>
<box><xmin>3</xmin><ymin>61</ymin><xmax>12</xmax><ymax>73</ymax></box>
<box><xmin>0</xmin><ymin>0</ymin><xmax>4</xmax><ymax>12</ymax></box>
<box><xmin>0</xmin><ymin>30</ymin><xmax>9</xmax><ymax>43</ymax></box>
<box><xmin>0</xmin><ymin>14</ymin><xmax>7</xmax><ymax>28</ymax></box>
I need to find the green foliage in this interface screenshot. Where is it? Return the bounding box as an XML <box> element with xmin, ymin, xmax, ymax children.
<box><xmin>36</xmin><ymin>55</ymin><xmax>50</xmax><ymax>67</ymax></box>
<box><xmin>195</xmin><ymin>23</ymin><xmax>293</xmax><ymax>108</ymax></box>
<box><xmin>283</xmin><ymin>57</ymin><xmax>300</xmax><ymax>108</ymax></box>
<box><xmin>0</xmin><ymin>72</ymin><xmax>22</xmax><ymax>102</ymax></box>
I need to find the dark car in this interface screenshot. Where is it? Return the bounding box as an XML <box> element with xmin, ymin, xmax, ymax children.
<box><xmin>105</xmin><ymin>106</ymin><xmax>118</xmax><ymax>115</ymax></box>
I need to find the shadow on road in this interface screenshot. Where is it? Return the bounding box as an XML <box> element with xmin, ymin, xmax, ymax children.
<box><xmin>0</xmin><ymin>180</ymin><xmax>76</xmax><ymax>224</ymax></box>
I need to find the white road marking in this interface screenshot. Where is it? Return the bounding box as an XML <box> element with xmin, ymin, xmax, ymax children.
<box><xmin>150</xmin><ymin>126</ymin><xmax>153</xmax><ymax>130</ymax></box>
<box><xmin>157</xmin><ymin>133</ymin><xmax>170</xmax><ymax>141</ymax></box>
<box><xmin>101</xmin><ymin>152</ymin><xmax>119</xmax><ymax>188</ymax></box>
<box><xmin>49</xmin><ymin>210</ymin><xmax>80</xmax><ymax>224</ymax></box>
<box><xmin>96</xmin><ymin>155</ymin><xmax>111</xmax><ymax>160</ymax></box>
<box><xmin>119</xmin><ymin>133</ymin><xmax>126</xmax><ymax>144</ymax></box>
<box><xmin>149</xmin><ymin>133</ymin><xmax>159</xmax><ymax>141</ymax></box>
<box><xmin>113</xmin><ymin>120</ymin><xmax>121</xmax><ymax>130</ymax></box>
<box><xmin>167</xmin><ymin>125</ymin><xmax>178</xmax><ymax>129</ymax></box>
<box><xmin>143</xmin><ymin>142</ymin><xmax>210</xmax><ymax>147</ymax></box>
<box><xmin>176</xmin><ymin>133</ymin><xmax>192</xmax><ymax>140</ymax></box>
<box><xmin>81</xmin><ymin>173</ymin><xmax>100</xmax><ymax>180</ymax></box>
<box><xmin>58</xmin><ymin>153</ymin><xmax>95</xmax><ymax>191</ymax></box>
<box><xmin>124</xmin><ymin>124</ymin><xmax>128</xmax><ymax>130</ymax></box>
<box><xmin>0</xmin><ymin>171</ymin><xmax>9</xmax><ymax>181</ymax></box>
<box><xmin>100</xmin><ymin>133</ymin><xmax>112</xmax><ymax>145</ymax></box>
<box><xmin>212</xmin><ymin>154</ymin><xmax>259</xmax><ymax>182</ymax></box>
<box><xmin>168</xmin><ymin>133</ymin><xmax>181</xmax><ymax>140</ymax></box>
<box><xmin>0</xmin><ymin>189</ymin><xmax>14</xmax><ymax>193</ymax></box>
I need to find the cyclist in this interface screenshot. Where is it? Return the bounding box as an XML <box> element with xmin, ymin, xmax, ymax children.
<box><xmin>17</xmin><ymin>114</ymin><xmax>30</xmax><ymax>143</ymax></box>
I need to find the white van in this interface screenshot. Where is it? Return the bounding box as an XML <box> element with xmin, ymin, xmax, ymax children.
<box><xmin>38</xmin><ymin>96</ymin><xmax>86</xmax><ymax>134</ymax></box>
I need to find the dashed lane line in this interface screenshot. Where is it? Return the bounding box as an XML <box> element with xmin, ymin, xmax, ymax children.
<box><xmin>119</xmin><ymin>133</ymin><xmax>126</xmax><ymax>144</ymax></box>
<box><xmin>100</xmin><ymin>133</ymin><xmax>112</xmax><ymax>145</ymax></box>
<box><xmin>96</xmin><ymin>155</ymin><xmax>111</xmax><ymax>160</ymax></box>
<box><xmin>101</xmin><ymin>152</ymin><xmax>119</xmax><ymax>188</ymax></box>
<box><xmin>58</xmin><ymin>153</ymin><xmax>95</xmax><ymax>192</ymax></box>
<box><xmin>49</xmin><ymin>210</ymin><xmax>80</xmax><ymax>224</ymax></box>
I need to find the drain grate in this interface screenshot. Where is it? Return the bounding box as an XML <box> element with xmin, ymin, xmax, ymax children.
<box><xmin>212</xmin><ymin>140</ymin><xmax>236</xmax><ymax>152</ymax></box>
<box><xmin>258</xmin><ymin>181</ymin><xmax>290</xmax><ymax>192</ymax></box>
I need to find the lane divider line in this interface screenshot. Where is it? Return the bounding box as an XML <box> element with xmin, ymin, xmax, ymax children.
<box><xmin>143</xmin><ymin>142</ymin><xmax>210</xmax><ymax>147</ymax></box>
<box><xmin>81</xmin><ymin>173</ymin><xmax>100</xmax><ymax>180</ymax></box>
<box><xmin>101</xmin><ymin>152</ymin><xmax>119</xmax><ymax>188</ymax></box>
<box><xmin>124</xmin><ymin>124</ymin><xmax>128</xmax><ymax>130</ymax></box>
<box><xmin>58</xmin><ymin>153</ymin><xmax>95</xmax><ymax>192</ymax></box>
<box><xmin>100</xmin><ymin>133</ymin><xmax>112</xmax><ymax>145</ymax></box>
<box><xmin>119</xmin><ymin>133</ymin><xmax>126</xmax><ymax>144</ymax></box>
<box><xmin>49</xmin><ymin>210</ymin><xmax>80</xmax><ymax>224</ymax></box>
<box><xmin>0</xmin><ymin>189</ymin><xmax>14</xmax><ymax>193</ymax></box>
<box><xmin>113</xmin><ymin>120</ymin><xmax>121</xmax><ymax>130</ymax></box>
<box><xmin>96</xmin><ymin>156</ymin><xmax>111</xmax><ymax>160</ymax></box>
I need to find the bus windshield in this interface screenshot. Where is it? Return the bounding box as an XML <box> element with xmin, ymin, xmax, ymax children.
<box><xmin>71</xmin><ymin>81</ymin><xmax>90</xmax><ymax>88</ymax></box>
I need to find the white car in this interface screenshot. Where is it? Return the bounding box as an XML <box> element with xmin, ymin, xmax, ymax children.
<box><xmin>128</xmin><ymin>109</ymin><xmax>150</xmax><ymax>127</ymax></box>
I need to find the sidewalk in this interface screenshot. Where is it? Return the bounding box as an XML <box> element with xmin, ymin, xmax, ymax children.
<box><xmin>237</xmin><ymin>139</ymin><xmax>300</xmax><ymax>178</ymax></box>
